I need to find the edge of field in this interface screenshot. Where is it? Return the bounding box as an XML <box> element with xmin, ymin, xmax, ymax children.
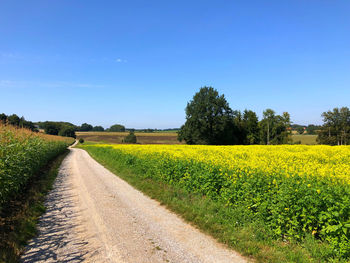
<box><xmin>0</xmin><ymin>150</ymin><xmax>69</xmax><ymax>263</ymax></box>
<box><xmin>79</xmin><ymin>144</ymin><xmax>341</xmax><ymax>263</ymax></box>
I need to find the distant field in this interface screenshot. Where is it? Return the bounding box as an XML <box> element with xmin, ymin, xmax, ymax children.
<box><xmin>76</xmin><ymin>131</ymin><xmax>182</xmax><ymax>144</ymax></box>
<box><xmin>291</xmin><ymin>134</ymin><xmax>318</xmax><ymax>145</ymax></box>
<box><xmin>77</xmin><ymin>132</ymin><xmax>318</xmax><ymax>145</ymax></box>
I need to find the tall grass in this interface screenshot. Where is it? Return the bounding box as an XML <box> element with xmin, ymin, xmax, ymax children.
<box><xmin>0</xmin><ymin>124</ymin><xmax>73</xmax><ymax>210</ymax></box>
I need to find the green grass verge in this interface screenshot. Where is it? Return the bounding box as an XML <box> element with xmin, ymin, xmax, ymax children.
<box><xmin>0</xmin><ymin>150</ymin><xmax>69</xmax><ymax>263</ymax></box>
<box><xmin>81</xmin><ymin>146</ymin><xmax>342</xmax><ymax>263</ymax></box>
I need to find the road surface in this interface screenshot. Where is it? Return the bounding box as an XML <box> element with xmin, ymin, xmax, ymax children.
<box><xmin>21</xmin><ymin>145</ymin><xmax>247</xmax><ymax>263</ymax></box>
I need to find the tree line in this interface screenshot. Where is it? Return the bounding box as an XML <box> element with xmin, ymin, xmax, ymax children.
<box><xmin>178</xmin><ymin>87</ymin><xmax>292</xmax><ymax>145</ymax></box>
<box><xmin>317</xmin><ymin>107</ymin><xmax>350</xmax><ymax>145</ymax></box>
<box><xmin>1</xmin><ymin>89</ymin><xmax>348</xmax><ymax>145</ymax></box>
<box><xmin>0</xmin><ymin>113</ymin><xmax>37</xmax><ymax>131</ymax></box>
<box><xmin>178</xmin><ymin>87</ymin><xmax>349</xmax><ymax>145</ymax></box>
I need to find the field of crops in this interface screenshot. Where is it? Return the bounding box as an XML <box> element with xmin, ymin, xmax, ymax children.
<box><xmin>82</xmin><ymin>144</ymin><xmax>350</xmax><ymax>258</ymax></box>
<box><xmin>76</xmin><ymin>131</ymin><xmax>182</xmax><ymax>144</ymax></box>
<box><xmin>0</xmin><ymin>124</ymin><xmax>74</xmax><ymax>209</ymax></box>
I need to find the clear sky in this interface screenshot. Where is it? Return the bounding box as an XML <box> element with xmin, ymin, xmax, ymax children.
<box><xmin>1</xmin><ymin>0</ymin><xmax>349</xmax><ymax>129</ymax></box>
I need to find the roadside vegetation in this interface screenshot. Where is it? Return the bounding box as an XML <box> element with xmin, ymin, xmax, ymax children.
<box><xmin>0</xmin><ymin>124</ymin><xmax>73</xmax><ymax>262</ymax></box>
<box><xmin>81</xmin><ymin>143</ymin><xmax>350</xmax><ymax>262</ymax></box>
<box><xmin>0</xmin><ymin>124</ymin><xmax>73</xmax><ymax>209</ymax></box>
<box><xmin>0</xmin><ymin>151</ymin><xmax>69</xmax><ymax>263</ymax></box>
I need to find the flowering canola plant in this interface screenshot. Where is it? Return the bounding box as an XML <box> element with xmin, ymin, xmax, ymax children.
<box><xmin>83</xmin><ymin>144</ymin><xmax>350</xmax><ymax>256</ymax></box>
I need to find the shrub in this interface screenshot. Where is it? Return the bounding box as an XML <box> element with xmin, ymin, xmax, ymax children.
<box><xmin>79</xmin><ymin>138</ymin><xmax>85</xmax><ymax>144</ymax></box>
<box><xmin>123</xmin><ymin>132</ymin><xmax>137</xmax><ymax>143</ymax></box>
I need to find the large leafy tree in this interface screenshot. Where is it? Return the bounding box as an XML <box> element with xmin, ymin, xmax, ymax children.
<box><xmin>92</xmin><ymin>125</ymin><xmax>105</xmax><ymax>131</ymax></box>
<box><xmin>242</xmin><ymin>109</ymin><xmax>260</xmax><ymax>144</ymax></box>
<box><xmin>259</xmin><ymin>109</ymin><xmax>291</xmax><ymax>144</ymax></box>
<box><xmin>108</xmin><ymin>124</ymin><xmax>125</xmax><ymax>132</ymax></box>
<box><xmin>59</xmin><ymin>126</ymin><xmax>76</xmax><ymax>138</ymax></box>
<box><xmin>178</xmin><ymin>87</ymin><xmax>237</xmax><ymax>145</ymax></box>
<box><xmin>318</xmin><ymin>107</ymin><xmax>350</xmax><ymax>145</ymax></box>
<box><xmin>79</xmin><ymin>123</ymin><xmax>93</xmax><ymax>131</ymax></box>
<box><xmin>44</xmin><ymin>122</ymin><xmax>60</xmax><ymax>135</ymax></box>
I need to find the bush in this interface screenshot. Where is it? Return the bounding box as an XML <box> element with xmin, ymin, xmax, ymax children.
<box><xmin>123</xmin><ymin>132</ymin><xmax>137</xmax><ymax>143</ymax></box>
<box><xmin>79</xmin><ymin>138</ymin><xmax>85</xmax><ymax>144</ymax></box>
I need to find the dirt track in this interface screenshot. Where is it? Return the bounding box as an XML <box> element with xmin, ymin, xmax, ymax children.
<box><xmin>21</xmin><ymin>146</ymin><xmax>247</xmax><ymax>263</ymax></box>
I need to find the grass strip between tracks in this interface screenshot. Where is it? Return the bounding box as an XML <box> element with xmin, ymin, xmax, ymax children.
<box><xmin>0</xmin><ymin>150</ymin><xmax>69</xmax><ymax>263</ymax></box>
<box><xmin>80</xmin><ymin>145</ymin><xmax>342</xmax><ymax>263</ymax></box>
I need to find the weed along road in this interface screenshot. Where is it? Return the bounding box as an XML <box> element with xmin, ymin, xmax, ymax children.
<box><xmin>21</xmin><ymin>146</ymin><xmax>246</xmax><ymax>263</ymax></box>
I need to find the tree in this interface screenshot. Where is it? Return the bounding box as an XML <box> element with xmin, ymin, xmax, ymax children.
<box><xmin>7</xmin><ymin>114</ymin><xmax>20</xmax><ymax>126</ymax></box>
<box><xmin>242</xmin><ymin>110</ymin><xmax>260</xmax><ymax>144</ymax></box>
<box><xmin>318</xmin><ymin>107</ymin><xmax>350</xmax><ymax>145</ymax></box>
<box><xmin>275</xmin><ymin>112</ymin><xmax>292</xmax><ymax>144</ymax></box>
<box><xmin>59</xmin><ymin>126</ymin><xmax>76</xmax><ymax>138</ymax></box>
<box><xmin>92</xmin><ymin>126</ymin><xmax>104</xmax><ymax>131</ymax></box>
<box><xmin>123</xmin><ymin>131</ymin><xmax>137</xmax><ymax>143</ymax></box>
<box><xmin>44</xmin><ymin>122</ymin><xmax>60</xmax><ymax>135</ymax></box>
<box><xmin>178</xmin><ymin>86</ymin><xmax>238</xmax><ymax>145</ymax></box>
<box><xmin>0</xmin><ymin>113</ymin><xmax>7</xmax><ymax>123</ymax></box>
<box><xmin>306</xmin><ymin>124</ymin><xmax>321</xmax><ymax>135</ymax></box>
<box><xmin>79</xmin><ymin>123</ymin><xmax>93</xmax><ymax>131</ymax></box>
<box><xmin>259</xmin><ymin>109</ymin><xmax>291</xmax><ymax>144</ymax></box>
<box><xmin>108</xmin><ymin>124</ymin><xmax>125</xmax><ymax>132</ymax></box>
<box><xmin>259</xmin><ymin>109</ymin><xmax>276</xmax><ymax>145</ymax></box>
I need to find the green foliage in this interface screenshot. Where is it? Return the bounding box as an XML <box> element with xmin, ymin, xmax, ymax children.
<box><xmin>0</xmin><ymin>125</ymin><xmax>72</xmax><ymax>211</ymax></box>
<box><xmin>79</xmin><ymin>138</ymin><xmax>85</xmax><ymax>144</ymax></box>
<box><xmin>108</xmin><ymin>124</ymin><xmax>125</xmax><ymax>132</ymax></box>
<box><xmin>37</xmin><ymin>121</ymin><xmax>77</xmax><ymax>131</ymax></box>
<box><xmin>40</xmin><ymin>121</ymin><xmax>77</xmax><ymax>137</ymax></box>
<box><xmin>79</xmin><ymin>123</ymin><xmax>93</xmax><ymax>131</ymax></box>
<box><xmin>0</xmin><ymin>151</ymin><xmax>68</xmax><ymax>263</ymax></box>
<box><xmin>306</xmin><ymin>124</ymin><xmax>321</xmax><ymax>135</ymax></box>
<box><xmin>178</xmin><ymin>87</ymin><xmax>292</xmax><ymax>145</ymax></box>
<box><xmin>7</xmin><ymin>114</ymin><xmax>20</xmax><ymax>126</ymax></box>
<box><xmin>82</xmin><ymin>145</ymin><xmax>350</xmax><ymax>261</ymax></box>
<box><xmin>123</xmin><ymin>132</ymin><xmax>137</xmax><ymax>143</ymax></box>
<box><xmin>178</xmin><ymin>86</ymin><xmax>238</xmax><ymax>145</ymax></box>
<box><xmin>44</xmin><ymin>122</ymin><xmax>60</xmax><ymax>135</ymax></box>
<box><xmin>92</xmin><ymin>125</ymin><xmax>104</xmax><ymax>131</ymax></box>
<box><xmin>318</xmin><ymin>107</ymin><xmax>350</xmax><ymax>145</ymax></box>
<box><xmin>58</xmin><ymin>126</ymin><xmax>76</xmax><ymax>138</ymax></box>
<box><xmin>242</xmin><ymin>110</ymin><xmax>260</xmax><ymax>144</ymax></box>
<box><xmin>259</xmin><ymin>109</ymin><xmax>292</xmax><ymax>144</ymax></box>
<box><xmin>0</xmin><ymin>113</ymin><xmax>37</xmax><ymax>131</ymax></box>
<box><xmin>0</xmin><ymin>114</ymin><xmax>7</xmax><ymax>123</ymax></box>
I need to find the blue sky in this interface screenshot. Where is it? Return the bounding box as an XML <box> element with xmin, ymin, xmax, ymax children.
<box><xmin>1</xmin><ymin>0</ymin><xmax>349</xmax><ymax>128</ymax></box>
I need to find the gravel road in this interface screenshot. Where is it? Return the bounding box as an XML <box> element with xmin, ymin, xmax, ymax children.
<box><xmin>21</xmin><ymin>146</ymin><xmax>247</xmax><ymax>263</ymax></box>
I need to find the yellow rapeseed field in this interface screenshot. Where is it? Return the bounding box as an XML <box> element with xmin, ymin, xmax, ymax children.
<box><xmin>83</xmin><ymin>143</ymin><xmax>350</xmax><ymax>256</ymax></box>
<box><xmin>96</xmin><ymin>144</ymin><xmax>350</xmax><ymax>184</ymax></box>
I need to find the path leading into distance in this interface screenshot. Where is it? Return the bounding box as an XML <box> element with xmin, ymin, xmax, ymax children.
<box><xmin>21</xmin><ymin>145</ymin><xmax>247</xmax><ymax>263</ymax></box>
